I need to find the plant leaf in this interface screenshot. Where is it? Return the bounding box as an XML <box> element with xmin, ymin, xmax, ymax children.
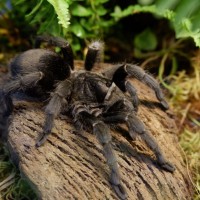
<box><xmin>111</xmin><ymin>1</ymin><xmax>200</xmax><ymax>47</ymax></box>
<box><xmin>26</xmin><ymin>0</ymin><xmax>43</xmax><ymax>18</ymax></box>
<box><xmin>47</xmin><ymin>0</ymin><xmax>70</xmax><ymax>29</ymax></box>
<box><xmin>71</xmin><ymin>4</ymin><xmax>92</xmax><ymax>17</ymax></box>
<box><xmin>70</xmin><ymin>23</ymin><xmax>86</xmax><ymax>38</ymax></box>
<box><xmin>134</xmin><ymin>28</ymin><xmax>157</xmax><ymax>51</ymax></box>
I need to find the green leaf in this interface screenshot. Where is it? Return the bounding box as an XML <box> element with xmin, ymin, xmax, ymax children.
<box><xmin>71</xmin><ymin>5</ymin><xmax>92</xmax><ymax>17</ymax></box>
<box><xmin>111</xmin><ymin>6</ymin><xmax>123</xmax><ymax>20</ymax></box>
<box><xmin>70</xmin><ymin>23</ymin><xmax>86</xmax><ymax>38</ymax></box>
<box><xmin>156</xmin><ymin>0</ymin><xmax>179</xmax><ymax>11</ymax></box>
<box><xmin>111</xmin><ymin>1</ymin><xmax>200</xmax><ymax>47</ymax></box>
<box><xmin>93</xmin><ymin>0</ymin><xmax>109</xmax><ymax>5</ymax></box>
<box><xmin>134</xmin><ymin>28</ymin><xmax>158</xmax><ymax>51</ymax></box>
<box><xmin>96</xmin><ymin>6</ymin><xmax>107</xmax><ymax>16</ymax></box>
<box><xmin>155</xmin><ymin>0</ymin><xmax>200</xmax><ymax>47</ymax></box>
<box><xmin>47</xmin><ymin>0</ymin><xmax>70</xmax><ymax>29</ymax></box>
<box><xmin>26</xmin><ymin>0</ymin><xmax>43</xmax><ymax>18</ymax></box>
<box><xmin>138</xmin><ymin>0</ymin><xmax>154</xmax><ymax>5</ymax></box>
<box><xmin>111</xmin><ymin>5</ymin><xmax>156</xmax><ymax>20</ymax></box>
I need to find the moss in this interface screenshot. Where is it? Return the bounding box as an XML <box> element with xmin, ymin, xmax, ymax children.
<box><xmin>0</xmin><ymin>144</ymin><xmax>38</xmax><ymax>200</ymax></box>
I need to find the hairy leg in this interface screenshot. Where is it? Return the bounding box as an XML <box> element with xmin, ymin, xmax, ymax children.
<box><xmin>3</xmin><ymin>72</ymin><xmax>44</xmax><ymax>95</ymax></box>
<box><xmin>75</xmin><ymin>111</ymin><xmax>127</xmax><ymax>199</ymax></box>
<box><xmin>125</xmin><ymin>64</ymin><xmax>169</xmax><ymax>109</ymax></box>
<box><xmin>35</xmin><ymin>35</ymin><xmax>74</xmax><ymax>70</ymax></box>
<box><xmin>0</xmin><ymin>90</ymin><xmax>13</xmax><ymax>135</ymax></box>
<box><xmin>125</xmin><ymin>81</ymin><xmax>139</xmax><ymax>111</ymax></box>
<box><xmin>84</xmin><ymin>41</ymin><xmax>104</xmax><ymax>71</ymax></box>
<box><xmin>110</xmin><ymin>64</ymin><xmax>169</xmax><ymax>110</ymax></box>
<box><xmin>0</xmin><ymin>72</ymin><xmax>44</xmax><ymax>136</ymax></box>
<box><xmin>94</xmin><ymin>121</ymin><xmax>127</xmax><ymax>199</ymax></box>
<box><xmin>104</xmin><ymin>112</ymin><xmax>175</xmax><ymax>172</ymax></box>
<box><xmin>36</xmin><ymin>79</ymin><xmax>72</xmax><ymax>147</ymax></box>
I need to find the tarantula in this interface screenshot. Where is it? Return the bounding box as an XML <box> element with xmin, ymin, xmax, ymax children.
<box><xmin>0</xmin><ymin>36</ymin><xmax>175</xmax><ymax>199</ymax></box>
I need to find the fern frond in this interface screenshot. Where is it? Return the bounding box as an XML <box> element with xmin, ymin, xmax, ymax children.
<box><xmin>47</xmin><ymin>0</ymin><xmax>70</xmax><ymax>29</ymax></box>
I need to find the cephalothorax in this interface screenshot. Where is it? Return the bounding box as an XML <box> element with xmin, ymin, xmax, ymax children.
<box><xmin>0</xmin><ymin>36</ymin><xmax>175</xmax><ymax>199</ymax></box>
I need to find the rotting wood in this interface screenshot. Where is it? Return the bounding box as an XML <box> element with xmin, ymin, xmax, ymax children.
<box><xmin>1</xmin><ymin>62</ymin><xmax>194</xmax><ymax>199</ymax></box>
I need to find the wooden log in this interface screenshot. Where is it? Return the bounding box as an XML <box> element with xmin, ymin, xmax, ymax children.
<box><xmin>3</xmin><ymin>62</ymin><xmax>193</xmax><ymax>199</ymax></box>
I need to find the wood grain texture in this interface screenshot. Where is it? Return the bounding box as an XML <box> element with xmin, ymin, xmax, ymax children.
<box><xmin>4</xmin><ymin>62</ymin><xmax>193</xmax><ymax>200</ymax></box>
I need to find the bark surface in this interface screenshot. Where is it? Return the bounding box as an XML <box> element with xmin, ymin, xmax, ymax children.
<box><xmin>3</xmin><ymin>62</ymin><xmax>193</xmax><ymax>200</ymax></box>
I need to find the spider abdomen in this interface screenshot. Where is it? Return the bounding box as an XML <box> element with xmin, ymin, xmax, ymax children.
<box><xmin>8</xmin><ymin>49</ymin><xmax>71</xmax><ymax>97</ymax></box>
<box><xmin>10</xmin><ymin>49</ymin><xmax>69</xmax><ymax>80</ymax></box>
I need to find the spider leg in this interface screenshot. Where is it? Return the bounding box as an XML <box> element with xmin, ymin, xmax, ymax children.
<box><xmin>35</xmin><ymin>35</ymin><xmax>74</xmax><ymax>70</ymax></box>
<box><xmin>84</xmin><ymin>41</ymin><xmax>104</xmax><ymax>71</ymax></box>
<box><xmin>3</xmin><ymin>72</ymin><xmax>44</xmax><ymax>95</ymax></box>
<box><xmin>104</xmin><ymin>112</ymin><xmax>175</xmax><ymax>173</ymax></box>
<box><xmin>36</xmin><ymin>79</ymin><xmax>72</xmax><ymax>147</ymax></box>
<box><xmin>75</xmin><ymin>111</ymin><xmax>127</xmax><ymax>199</ymax></box>
<box><xmin>93</xmin><ymin>121</ymin><xmax>127</xmax><ymax>199</ymax></box>
<box><xmin>125</xmin><ymin>81</ymin><xmax>139</xmax><ymax>112</ymax></box>
<box><xmin>0</xmin><ymin>72</ymin><xmax>44</xmax><ymax>132</ymax></box>
<box><xmin>126</xmin><ymin>64</ymin><xmax>169</xmax><ymax>109</ymax></box>
<box><xmin>0</xmin><ymin>90</ymin><xmax>13</xmax><ymax>132</ymax></box>
<box><xmin>112</xmin><ymin>64</ymin><xmax>169</xmax><ymax>110</ymax></box>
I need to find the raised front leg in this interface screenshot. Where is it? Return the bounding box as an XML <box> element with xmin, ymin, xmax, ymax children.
<box><xmin>84</xmin><ymin>41</ymin><xmax>104</xmax><ymax>71</ymax></box>
<box><xmin>35</xmin><ymin>35</ymin><xmax>74</xmax><ymax>70</ymax></box>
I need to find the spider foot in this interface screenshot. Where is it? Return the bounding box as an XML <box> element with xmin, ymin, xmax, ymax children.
<box><xmin>157</xmin><ymin>160</ymin><xmax>176</xmax><ymax>173</ymax></box>
<box><xmin>111</xmin><ymin>183</ymin><xmax>127</xmax><ymax>199</ymax></box>
<box><xmin>110</xmin><ymin>169</ymin><xmax>127</xmax><ymax>199</ymax></box>
<box><xmin>160</xmin><ymin>100</ymin><xmax>169</xmax><ymax>110</ymax></box>
<box><xmin>35</xmin><ymin>132</ymin><xmax>50</xmax><ymax>147</ymax></box>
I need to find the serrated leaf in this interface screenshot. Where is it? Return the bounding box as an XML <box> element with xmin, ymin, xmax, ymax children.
<box><xmin>47</xmin><ymin>0</ymin><xmax>70</xmax><ymax>29</ymax></box>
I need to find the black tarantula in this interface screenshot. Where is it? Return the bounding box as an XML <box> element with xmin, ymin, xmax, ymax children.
<box><xmin>0</xmin><ymin>36</ymin><xmax>175</xmax><ymax>199</ymax></box>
